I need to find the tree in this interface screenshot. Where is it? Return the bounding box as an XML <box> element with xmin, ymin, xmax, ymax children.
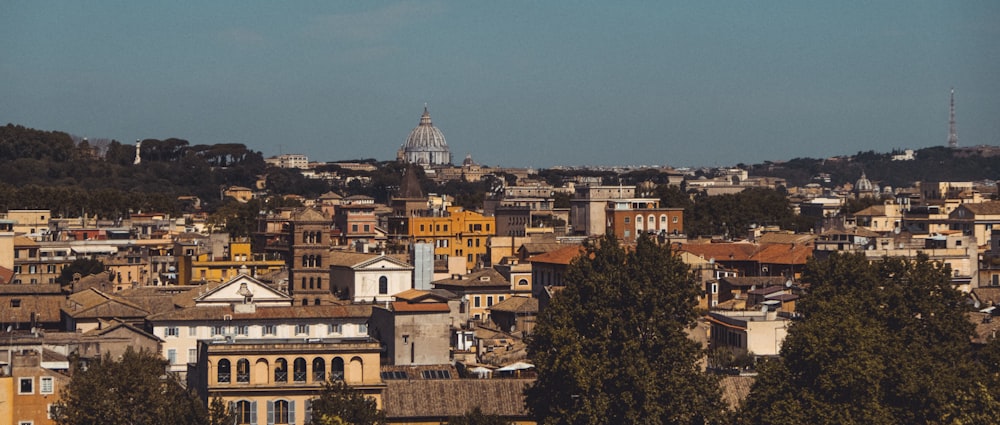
<box><xmin>208</xmin><ymin>397</ymin><xmax>234</xmax><ymax>425</ymax></box>
<box><xmin>738</xmin><ymin>253</ymin><xmax>996</xmax><ymax>424</ymax></box>
<box><xmin>308</xmin><ymin>380</ymin><xmax>386</xmax><ymax>425</ymax></box>
<box><xmin>53</xmin><ymin>347</ymin><xmax>208</xmax><ymax>425</ymax></box>
<box><xmin>446</xmin><ymin>407</ymin><xmax>511</xmax><ymax>425</ymax></box>
<box><xmin>57</xmin><ymin>258</ymin><xmax>107</xmax><ymax>286</ymax></box>
<box><xmin>525</xmin><ymin>234</ymin><xmax>724</xmax><ymax>424</ymax></box>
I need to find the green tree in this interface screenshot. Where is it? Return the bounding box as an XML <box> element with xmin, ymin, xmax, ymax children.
<box><xmin>525</xmin><ymin>234</ymin><xmax>724</xmax><ymax>425</ymax></box>
<box><xmin>207</xmin><ymin>397</ymin><xmax>234</xmax><ymax>425</ymax></box>
<box><xmin>446</xmin><ymin>407</ymin><xmax>511</xmax><ymax>425</ymax></box>
<box><xmin>53</xmin><ymin>347</ymin><xmax>208</xmax><ymax>425</ymax></box>
<box><xmin>57</xmin><ymin>258</ymin><xmax>107</xmax><ymax>286</ymax></box>
<box><xmin>308</xmin><ymin>380</ymin><xmax>386</xmax><ymax>425</ymax></box>
<box><xmin>738</xmin><ymin>253</ymin><xmax>995</xmax><ymax>424</ymax></box>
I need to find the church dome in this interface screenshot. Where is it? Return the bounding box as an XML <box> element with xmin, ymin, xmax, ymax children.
<box><xmin>400</xmin><ymin>106</ymin><xmax>451</xmax><ymax>165</ymax></box>
<box><xmin>855</xmin><ymin>172</ymin><xmax>873</xmax><ymax>192</ymax></box>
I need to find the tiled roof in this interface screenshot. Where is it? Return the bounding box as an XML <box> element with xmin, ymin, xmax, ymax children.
<box><xmin>969</xmin><ymin>312</ymin><xmax>1000</xmax><ymax>344</ymax></box>
<box><xmin>519</xmin><ymin>243</ymin><xmax>565</xmax><ymax>255</ymax></box>
<box><xmin>962</xmin><ymin>201</ymin><xmax>1000</xmax><ymax>216</ymax></box>
<box><xmin>720</xmin><ymin>277</ymin><xmax>788</xmax><ymax>288</ymax></box>
<box><xmin>747</xmin><ymin>286</ymin><xmax>785</xmax><ymax>296</ymax></box>
<box><xmin>528</xmin><ymin>245</ymin><xmax>585</xmax><ymax>265</ymax></box>
<box><xmin>0</xmin><ymin>265</ymin><xmax>14</xmax><ymax>284</ymax></box>
<box><xmin>853</xmin><ymin>205</ymin><xmax>888</xmax><ymax>216</ymax></box>
<box><xmin>719</xmin><ymin>375</ymin><xmax>756</xmax><ymax>411</ymax></box>
<box><xmin>677</xmin><ymin>242</ymin><xmax>758</xmax><ymax>262</ymax></box>
<box><xmin>382</xmin><ymin>379</ymin><xmax>533</xmax><ymax>419</ymax></box>
<box><xmin>972</xmin><ymin>287</ymin><xmax>1000</xmax><ymax>307</ymax></box>
<box><xmin>327</xmin><ymin>251</ymin><xmax>412</xmax><ymax>268</ymax></box>
<box><xmin>0</xmin><ymin>283</ymin><xmax>63</xmax><ymax>294</ymax></box>
<box><xmin>147</xmin><ymin>304</ymin><xmax>372</xmax><ymax>322</ymax></box>
<box><xmin>489</xmin><ymin>296</ymin><xmax>537</xmax><ymax>314</ymax></box>
<box><xmin>390</xmin><ymin>301</ymin><xmax>450</xmax><ymax>313</ymax></box>
<box><xmin>0</xmin><ymin>293</ymin><xmax>64</xmax><ymax>323</ymax></box>
<box><xmin>290</xmin><ymin>207</ymin><xmax>328</xmax><ymax>222</ymax></box>
<box><xmin>751</xmin><ymin>243</ymin><xmax>813</xmax><ymax>265</ymax></box>
<box><xmin>756</xmin><ymin>233</ymin><xmax>817</xmax><ymax>246</ymax></box>
<box><xmin>433</xmin><ymin>268</ymin><xmax>509</xmax><ymax>288</ymax></box>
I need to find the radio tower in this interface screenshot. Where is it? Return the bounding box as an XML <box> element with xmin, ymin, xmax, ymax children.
<box><xmin>947</xmin><ymin>88</ymin><xmax>958</xmax><ymax>148</ymax></box>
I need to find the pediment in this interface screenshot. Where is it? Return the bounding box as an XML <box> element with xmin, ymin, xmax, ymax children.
<box><xmin>194</xmin><ymin>274</ymin><xmax>292</xmax><ymax>306</ymax></box>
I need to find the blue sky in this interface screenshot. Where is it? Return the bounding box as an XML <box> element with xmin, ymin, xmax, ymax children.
<box><xmin>2</xmin><ymin>1</ymin><xmax>998</xmax><ymax>168</ymax></box>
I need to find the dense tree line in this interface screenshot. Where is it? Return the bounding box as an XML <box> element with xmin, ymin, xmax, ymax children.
<box><xmin>749</xmin><ymin>146</ymin><xmax>1000</xmax><ymax>189</ymax></box>
<box><xmin>681</xmin><ymin>187</ymin><xmax>813</xmax><ymax>238</ymax></box>
<box><xmin>737</xmin><ymin>253</ymin><xmax>1000</xmax><ymax>424</ymax></box>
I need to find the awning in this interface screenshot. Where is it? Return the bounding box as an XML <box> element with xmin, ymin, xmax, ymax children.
<box><xmin>497</xmin><ymin>361</ymin><xmax>534</xmax><ymax>372</ymax></box>
<box><xmin>71</xmin><ymin>245</ymin><xmax>118</xmax><ymax>255</ymax></box>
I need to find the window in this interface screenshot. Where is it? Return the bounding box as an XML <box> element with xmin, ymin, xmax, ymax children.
<box><xmin>331</xmin><ymin>357</ymin><xmax>345</xmax><ymax>380</ymax></box>
<box><xmin>236</xmin><ymin>358</ymin><xmax>250</xmax><ymax>383</ymax></box>
<box><xmin>421</xmin><ymin>370</ymin><xmax>452</xmax><ymax>379</ymax></box>
<box><xmin>467</xmin><ymin>239</ymin><xmax>473</xmax><ymax>247</ymax></box>
<box><xmin>269</xmin><ymin>400</ymin><xmax>294</xmax><ymax>425</ymax></box>
<box><xmin>351</xmin><ymin>224</ymin><xmax>358</xmax><ymax>232</ymax></box>
<box><xmin>11</xmin><ymin>299</ymin><xmax>21</xmax><ymax>308</ymax></box>
<box><xmin>167</xmin><ymin>349</ymin><xmax>177</xmax><ymax>365</ymax></box>
<box><xmin>624</xmin><ymin>217</ymin><xmax>630</xmax><ymax>224</ymax></box>
<box><xmin>295</xmin><ymin>324</ymin><xmax>309</xmax><ymax>335</ymax></box>
<box><xmin>293</xmin><ymin>358</ymin><xmax>307</xmax><ymax>382</ymax></box>
<box><xmin>359</xmin><ymin>323</ymin><xmax>368</xmax><ymax>334</ymax></box>
<box><xmin>378</xmin><ymin>276</ymin><xmax>388</xmax><ymax>294</ymax></box>
<box><xmin>218</xmin><ymin>359</ymin><xmax>231</xmax><ymax>383</ymax></box>
<box><xmin>711</xmin><ymin>283</ymin><xmax>719</xmax><ymax>294</ymax></box>
<box><xmin>212</xmin><ymin>325</ymin><xmax>226</xmax><ymax>336</ymax></box>
<box><xmin>661</xmin><ymin>215</ymin><xmax>667</xmax><ymax>223</ymax></box>
<box><xmin>328</xmin><ymin>323</ymin><xmax>342</xmax><ymax>334</ymax></box>
<box><xmin>18</xmin><ymin>377</ymin><xmax>33</xmax><ymax>394</ymax></box>
<box><xmin>270</xmin><ymin>358</ymin><xmax>288</xmax><ymax>383</ymax></box>
<box><xmin>234</xmin><ymin>400</ymin><xmax>256</xmax><ymax>425</ymax></box>
<box><xmin>165</xmin><ymin>327</ymin><xmax>179</xmax><ymax>337</ymax></box>
<box><xmin>40</xmin><ymin>376</ymin><xmax>53</xmax><ymax>394</ymax></box>
<box><xmin>474</xmin><ymin>296</ymin><xmax>481</xmax><ymax>307</ymax></box>
<box><xmin>499</xmin><ymin>296</ymin><xmax>505</xmax><ymax>302</ymax></box>
<box><xmin>189</xmin><ymin>326</ymin><xmax>197</xmax><ymax>336</ymax></box>
<box><xmin>364</xmin><ymin>224</ymin><xmax>370</xmax><ymax>232</ymax></box>
<box><xmin>518</xmin><ymin>279</ymin><xmax>528</xmax><ymax>287</ymax></box>
<box><xmin>487</xmin><ymin>296</ymin><xmax>494</xmax><ymax>307</ymax></box>
<box><xmin>313</xmin><ymin>357</ymin><xmax>326</xmax><ymax>381</ymax></box>
<box><xmin>673</xmin><ymin>216</ymin><xmax>679</xmax><ymax>223</ymax></box>
<box><xmin>236</xmin><ymin>325</ymin><xmax>249</xmax><ymax>336</ymax></box>
<box><xmin>189</xmin><ymin>348</ymin><xmax>198</xmax><ymax>363</ymax></box>
<box><xmin>263</xmin><ymin>324</ymin><xmax>277</xmax><ymax>336</ymax></box>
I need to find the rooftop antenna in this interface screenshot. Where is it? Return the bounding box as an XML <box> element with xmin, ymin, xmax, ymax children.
<box><xmin>948</xmin><ymin>88</ymin><xmax>958</xmax><ymax>148</ymax></box>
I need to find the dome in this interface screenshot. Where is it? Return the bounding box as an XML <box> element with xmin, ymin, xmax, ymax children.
<box><xmin>400</xmin><ymin>106</ymin><xmax>451</xmax><ymax>165</ymax></box>
<box><xmin>855</xmin><ymin>172</ymin><xmax>873</xmax><ymax>192</ymax></box>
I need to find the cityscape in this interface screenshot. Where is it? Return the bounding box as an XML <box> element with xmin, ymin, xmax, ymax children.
<box><xmin>3</xmin><ymin>2</ymin><xmax>1000</xmax><ymax>425</ymax></box>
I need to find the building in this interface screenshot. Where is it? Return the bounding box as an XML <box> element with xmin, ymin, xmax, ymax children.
<box><xmin>604</xmin><ymin>198</ymin><xmax>684</xmax><ymax>242</ymax></box>
<box><xmin>397</xmin><ymin>106</ymin><xmax>451</xmax><ymax>166</ymax></box>
<box><xmin>288</xmin><ymin>208</ymin><xmax>335</xmax><ymax>305</ymax></box>
<box><xmin>707</xmin><ymin>309</ymin><xmax>791</xmax><ymax>357</ymax></box>
<box><xmin>265</xmin><ymin>154</ymin><xmax>310</xmax><ymax>169</ymax></box>
<box><xmin>370</xmin><ymin>295</ymin><xmax>453</xmax><ymax>366</ymax></box>
<box><xmin>432</xmin><ymin>269</ymin><xmax>514</xmax><ymax>324</ymax></box>
<box><xmin>570</xmin><ymin>185</ymin><xmax>635</xmax><ymax>236</ymax></box>
<box><xmin>391</xmin><ymin>206</ymin><xmax>496</xmax><ymax>272</ymax></box>
<box><xmin>2</xmin><ymin>350</ymin><xmax>69</xmax><ymax>425</ymax></box>
<box><xmin>328</xmin><ymin>251</ymin><xmax>414</xmax><ymax>303</ymax></box>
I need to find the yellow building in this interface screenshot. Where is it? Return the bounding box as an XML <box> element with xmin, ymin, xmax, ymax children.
<box><xmin>195</xmin><ymin>338</ymin><xmax>384</xmax><ymax>425</ymax></box>
<box><xmin>178</xmin><ymin>241</ymin><xmax>285</xmax><ymax>285</ymax></box>
<box><xmin>405</xmin><ymin>207</ymin><xmax>495</xmax><ymax>272</ymax></box>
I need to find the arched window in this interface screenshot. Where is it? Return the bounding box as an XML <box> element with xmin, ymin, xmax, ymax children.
<box><xmin>274</xmin><ymin>358</ymin><xmax>288</xmax><ymax>382</ymax></box>
<box><xmin>635</xmin><ymin>215</ymin><xmax>644</xmax><ymax>231</ymax></box>
<box><xmin>301</xmin><ymin>256</ymin><xmax>307</xmax><ymax>267</ymax></box>
<box><xmin>302</xmin><ymin>231</ymin><xmax>308</xmax><ymax>243</ymax></box>
<box><xmin>301</xmin><ymin>299</ymin><xmax>308</xmax><ymax>306</ymax></box>
<box><xmin>331</xmin><ymin>357</ymin><xmax>345</xmax><ymax>380</ymax></box>
<box><xmin>236</xmin><ymin>358</ymin><xmax>250</xmax><ymax>383</ymax></box>
<box><xmin>234</xmin><ymin>400</ymin><xmax>255</xmax><ymax>424</ymax></box>
<box><xmin>314</xmin><ymin>298</ymin><xmax>321</xmax><ymax>305</ymax></box>
<box><xmin>218</xmin><ymin>359</ymin><xmax>231</xmax><ymax>383</ymax></box>
<box><xmin>313</xmin><ymin>357</ymin><xmax>326</xmax><ymax>382</ymax></box>
<box><xmin>378</xmin><ymin>276</ymin><xmax>388</xmax><ymax>295</ymax></box>
<box><xmin>293</xmin><ymin>357</ymin><xmax>307</xmax><ymax>382</ymax></box>
<box><xmin>315</xmin><ymin>257</ymin><xmax>321</xmax><ymax>267</ymax></box>
<box><xmin>269</xmin><ymin>400</ymin><xmax>294</xmax><ymax>425</ymax></box>
<box><xmin>316</xmin><ymin>232</ymin><xmax>322</xmax><ymax>243</ymax></box>
<box><xmin>648</xmin><ymin>215</ymin><xmax>655</xmax><ymax>225</ymax></box>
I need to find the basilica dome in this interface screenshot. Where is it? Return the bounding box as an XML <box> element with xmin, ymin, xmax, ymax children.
<box><xmin>398</xmin><ymin>106</ymin><xmax>451</xmax><ymax>166</ymax></box>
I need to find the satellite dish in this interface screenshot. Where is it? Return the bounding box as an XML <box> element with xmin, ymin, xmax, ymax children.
<box><xmin>894</xmin><ymin>227</ymin><xmax>901</xmax><ymax>234</ymax></box>
<box><xmin>761</xmin><ymin>304</ymin><xmax>769</xmax><ymax>313</ymax></box>
<box><xmin>786</xmin><ymin>279</ymin><xmax>793</xmax><ymax>288</ymax></box>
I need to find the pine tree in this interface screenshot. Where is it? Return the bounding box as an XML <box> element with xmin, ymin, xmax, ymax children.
<box><xmin>526</xmin><ymin>234</ymin><xmax>724</xmax><ymax>425</ymax></box>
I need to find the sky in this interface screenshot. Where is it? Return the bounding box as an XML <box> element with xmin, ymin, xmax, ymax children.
<box><xmin>2</xmin><ymin>2</ymin><xmax>999</xmax><ymax>169</ymax></box>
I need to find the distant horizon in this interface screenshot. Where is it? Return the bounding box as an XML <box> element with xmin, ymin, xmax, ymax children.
<box><xmin>3</xmin><ymin>3</ymin><xmax>998</xmax><ymax>168</ymax></box>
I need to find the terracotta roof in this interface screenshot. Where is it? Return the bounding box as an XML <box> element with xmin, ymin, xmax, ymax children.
<box><xmin>13</xmin><ymin>236</ymin><xmax>39</xmax><ymax>247</ymax></box>
<box><xmin>0</xmin><ymin>293</ymin><xmax>64</xmax><ymax>323</ymax></box>
<box><xmin>853</xmin><ymin>205</ymin><xmax>888</xmax><ymax>216</ymax></box>
<box><xmin>0</xmin><ymin>283</ymin><xmax>63</xmax><ymax>294</ymax></box>
<box><xmin>64</xmin><ymin>298</ymin><xmax>149</xmax><ymax>320</ymax></box>
<box><xmin>821</xmin><ymin>227</ymin><xmax>881</xmax><ymax>238</ymax></box>
<box><xmin>290</xmin><ymin>207</ymin><xmax>329</xmax><ymax>222</ymax></box>
<box><xmin>969</xmin><ymin>312</ymin><xmax>1000</xmax><ymax>344</ymax></box>
<box><xmin>751</xmin><ymin>243</ymin><xmax>813</xmax><ymax>265</ymax></box>
<box><xmin>962</xmin><ymin>201</ymin><xmax>1000</xmax><ymax>216</ymax></box>
<box><xmin>528</xmin><ymin>245</ymin><xmax>585</xmax><ymax>265</ymax></box>
<box><xmin>519</xmin><ymin>242</ymin><xmax>565</xmax><ymax>255</ymax></box>
<box><xmin>489</xmin><ymin>296</ymin><xmax>537</xmax><ymax>314</ymax></box>
<box><xmin>433</xmin><ymin>268</ymin><xmax>509</xmax><ymax>288</ymax></box>
<box><xmin>390</xmin><ymin>301</ymin><xmax>450</xmax><ymax>313</ymax></box>
<box><xmin>328</xmin><ymin>251</ymin><xmax>387</xmax><ymax>268</ymax></box>
<box><xmin>147</xmin><ymin>304</ymin><xmax>372</xmax><ymax>322</ymax></box>
<box><xmin>719</xmin><ymin>375</ymin><xmax>756</xmax><ymax>411</ymax></box>
<box><xmin>719</xmin><ymin>277</ymin><xmax>788</xmax><ymax>288</ymax></box>
<box><xmin>972</xmin><ymin>287</ymin><xmax>1000</xmax><ymax>307</ymax></box>
<box><xmin>0</xmin><ymin>265</ymin><xmax>14</xmax><ymax>285</ymax></box>
<box><xmin>756</xmin><ymin>233</ymin><xmax>817</xmax><ymax>246</ymax></box>
<box><xmin>677</xmin><ymin>242</ymin><xmax>758</xmax><ymax>262</ymax></box>
<box><xmin>747</xmin><ymin>286</ymin><xmax>785</xmax><ymax>296</ymax></box>
<box><xmin>382</xmin><ymin>379</ymin><xmax>533</xmax><ymax>419</ymax></box>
